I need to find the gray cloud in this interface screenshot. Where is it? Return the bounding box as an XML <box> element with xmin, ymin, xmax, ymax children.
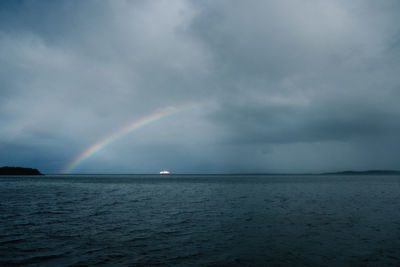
<box><xmin>1</xmin><ymin>0</ymin><xmax>399</xmax><ymax>173</ymax></box>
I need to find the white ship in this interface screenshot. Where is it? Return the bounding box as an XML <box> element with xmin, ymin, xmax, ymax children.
<box><xmin>160</xmin><ymin>170</ymin><xmax>170</xmax><ymax>175</ymax></box>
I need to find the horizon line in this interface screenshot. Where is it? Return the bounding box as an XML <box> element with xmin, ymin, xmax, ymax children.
<box><xmin>41</xmin><ymin>169</ymin><xmax>400</xmax><ymax>175</ymax></box>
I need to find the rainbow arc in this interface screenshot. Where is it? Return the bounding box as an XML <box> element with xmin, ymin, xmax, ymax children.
<box><xmin>63</xmin><ymin>104</ymin><xmax>196</xmax><ymax>173</ymax></box>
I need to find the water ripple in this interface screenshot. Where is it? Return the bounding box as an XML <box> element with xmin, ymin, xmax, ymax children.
<box><xmin>1</xmin><ymin>174</ymin><xmax>400</xmax><ymax>266</ymax></box>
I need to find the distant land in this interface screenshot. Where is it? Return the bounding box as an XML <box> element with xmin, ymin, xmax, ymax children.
<box><xmin>0</xmin><ymin>166</ymin><xmax>43</xmax><ymax>175</ymax></box>
<box><xmin>320</xmin><ymin>170</ymin><xmax>400</xmax><ymax>175</ymax></box>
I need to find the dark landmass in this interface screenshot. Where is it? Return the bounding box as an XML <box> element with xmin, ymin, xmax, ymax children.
<box><xmin>202</xmin><ymin>170</ymin><xmax>400</xmax><ymax>175</ymax></box>
<box><xmin>0</xmin><ymin>166</ymin><xmax>43</xmax><ymax>175</ymax></box>
<box><xmin>206</xmin><ymin>170</ymin><xmax>400</xmax><ymax>175</ymax></box>
<box><xmin>321</xmin><ymin>170</ymin><xmax>400</xmax><ymax>175</ymax></box>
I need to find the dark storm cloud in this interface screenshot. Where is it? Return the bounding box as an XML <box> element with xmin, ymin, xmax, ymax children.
<box><xmin>210</xmin><ymin>100</ymin><xmax>400</xmax><ymax>144</ymax></box>
<box><xmin>1</xmin><ymin>0</ymin><xmax>400</xmax><ymax>173</ymax></box>
<box><xmin>195</xmin><ymin>0</ymin><xmax>400</xmax><ymax>167</ymax></box>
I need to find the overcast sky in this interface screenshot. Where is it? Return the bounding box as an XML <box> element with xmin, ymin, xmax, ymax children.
<box><xmin>1</xmin><ymin>0</ymin><xmax>400</xmax><ymax>174</ymax></box>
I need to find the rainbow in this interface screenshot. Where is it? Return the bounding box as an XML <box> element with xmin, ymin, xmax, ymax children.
<box><xmin>62</xmin><ymin>104</ymin><xmax>196</xmax><ymax>173</ymax></box>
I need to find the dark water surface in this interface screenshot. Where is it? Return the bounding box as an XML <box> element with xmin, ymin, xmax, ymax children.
<box><xmin>1</xmin><ymin>175</ymin><xmax>400</xmax><ymax>266</ymax></box>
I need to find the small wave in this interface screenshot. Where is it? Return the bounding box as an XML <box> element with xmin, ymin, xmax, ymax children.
<box><xmin>13</xmin><ymin>221</ymin><xmax>36</xmax><ymax>227</ymax></box>
<box><xmin>168</xmin><ymin>252</ymin><xmax>203</xmax><ymax>262</ymax></box>
<box><xmin>30</xmin><ymin>210</ymin><xmax>64</xmax><ymax>216</ymax></box>
<box><xmin>157</xmin><ymin>230</ymin><xmax>181</xmax><ymax>237</ymax></box>
<box><xmin>17</xmin><ymin>252</ymin><xmax>66</xmax><ymax>265</ymax></box>
<box><xmin>102</xmin><ymin>201</ymin><xmax>124</xmax><ymax>208</ymax></box>
<box><xmin>0</xmin><ymin>238</ymin><xmax>24</xmax><ymax>245</ymax></box>
<box><xmin>80</xmin><ymin>247</ymin><xmax>105</xmax><ymax>256</ymax></box>
<box><xmin>176</xmin><ymin>219</ymin><xmax>192</xmax><ymax>225</ymax></box>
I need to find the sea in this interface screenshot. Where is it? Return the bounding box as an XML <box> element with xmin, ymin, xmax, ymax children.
<box><xmin>1</xmin><ymin>174</ymin><xmax>400</xmax><ymax>266</ymax></box>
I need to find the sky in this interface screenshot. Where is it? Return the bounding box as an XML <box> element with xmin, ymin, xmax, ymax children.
<box><xmin>1</xmin><ymin>0</ymin><xmax>400</xmax><ymax>174</ymax></box>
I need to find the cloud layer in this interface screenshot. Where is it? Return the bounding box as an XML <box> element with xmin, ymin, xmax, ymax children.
<box><xmin>1</xmin><ymin>0</ymin><xmax>399</xmax><ymax>173</ymax></box>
